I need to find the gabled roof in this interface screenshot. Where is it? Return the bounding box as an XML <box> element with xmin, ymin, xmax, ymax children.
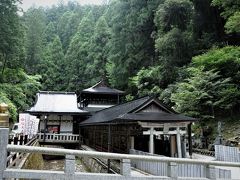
<box><xmin>80</xmin><ymin>96</ymin><xmax>196</xmax><ymax>125</ymax></box>
<box><xmin>27</xmin><ymin>91</ymin><xmax>88</xmax><ymax>115</ymax></box>
<box><xmin>82</xmin><ymin>80</ymin><xmax>125</xmax><ymax>95</ymax></box>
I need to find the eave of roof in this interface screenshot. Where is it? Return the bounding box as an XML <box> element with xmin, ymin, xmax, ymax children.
<box><xmin>28</xmin><ymin>91</ymin><xmax>88</xmax><ymax>114</ymax></box>
<box><xmin>82</xmin><ymin>80</ymin><xmax>125</xmax><ymax>95</ymax></box>
<box><xmin>80</xmin><ymin>96</ymin><xmax>198</xmax><ymax>126</ymax></box>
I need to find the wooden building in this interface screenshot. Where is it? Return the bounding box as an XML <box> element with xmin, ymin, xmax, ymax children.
<box><xmin>80</xmin><ymin>96</ymin><xmax>196</xmax><ymax>158</ymax></box>
<box><xmin>79</xmin><ymin>80</ymin><xmax>125</xmax><ymax>112</ymax></box>
<box><xmin>27</xmin><ymin>91</ymin><xmax>89</xmax><ymax>135</ymax></box>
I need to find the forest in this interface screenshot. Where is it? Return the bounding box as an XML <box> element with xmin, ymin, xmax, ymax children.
<box><xmin>0</xmin><ymin>0</ymin><xmax>240</xmax><ymax>129</ymax></box>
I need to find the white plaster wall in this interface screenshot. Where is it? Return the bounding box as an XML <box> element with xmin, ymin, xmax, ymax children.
<box><xmin>60</xmin><ymin>121</ymin><xmax>73</xmax><ymax>133</ymax></box>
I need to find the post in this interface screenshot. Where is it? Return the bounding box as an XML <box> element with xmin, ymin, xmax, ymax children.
<box><xmin>0</xmin><ymin>128</ymin><xmax>8</xmax><ymax>180</ymax></box>
<box><xmin>188</xmin><ymin>123</ymin><xmax>193</xmax><ymax>158</ymax></box>
<box><xmin>107</xmin><ymin>124</ymin><xmax>111</xmax><ymax>173</ymax></box>
<box><xmin>19</xmin><ymin>134</ymin><xmax>24</xmax><ymax>145</ymax></box>
<box><xmin>65</xmin><ymin>154</ymin><xmax>75</xmax><ymax>180</ymax></box>
<box><xmin>176</xmin><ymin>127</ymin><xmax>182</xmax><ymax>158</ymax></box>
<box><xmin>43</xmin><ymin>115</ymin><xmax>48</xmax><ymax>142</ymax></box>
<box><xmin>24</xmin><ymin>135</ymin><xmax>28</xmax><ymax>144</ymax></box>
<box><xmin>130</xmin><ymin>136</ymin><xmax>134</xmax><ymax>149</ymax></box>
<box><xmin>149</xmin><ymin>127</ymin><xmax>154</xmax><ymax>154</ymax></box>
<box><xmin>120</xmin><ymin>159</ymin><xmax>131</xmax><ymax>177</ymax></box>
<box><xmin>206</xmin><ymin>164</ymin><xmax>216</xmax><ymax>179</ymax></box>
<box><xmin>167</xmin><ymin>162</ymin><xmax>177</xmax><ymax>178</ymax></box>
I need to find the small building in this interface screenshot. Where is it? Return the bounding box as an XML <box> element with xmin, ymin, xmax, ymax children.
<box><xmin>27</xmin><ymin>91</ymin><xmax>89</xmax><ymax>135</ymax></box>
<box><xmin>79</xmin><ymin>80</ymin><xmax>125</xmax><ymax>112</ymax></box>
<box><xmin>80</xmin><ymin>96</ymin><xmax>196</xmax><ymax>158</ymax></box>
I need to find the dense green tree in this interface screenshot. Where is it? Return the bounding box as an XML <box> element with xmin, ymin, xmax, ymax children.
<box><xmin>0</xmin><ymin>68</ymin><xmax>41</xmax><ymax>122</ymax></box>
<box><xmin>106</xmin><ymin>0</ymin><xmax>162</xmax><ymax>90</ymax></box>
<box><xmin>57</xmin><ymin>11</ymin><xmax>80</xmax><ymax>51</ymax></box>
<box><xmin>0</xmin><ymin>0</ymin><xmax>25</xmax><ymax>80</ymax></box>
<box><xmin>41</xmin><ymin>35</ymin><xmax>65</xmax><ymax>90</ymax></box>
<box><xmin>24</xmin><ymin>8</ymin><xmax>46</xmax><ymax>74</ymax></box>
<box><xmin>65</xmin><ymin>11</ymin><xmax>95</xmax><ymax>92</ymax></box>
<box><xmin>154</xmin><ymin>0</ymin><xmax>193</xmax><ymax>87</ymax></box>
<box><xmin>45</xmin><ymin>22</ymin><xmax>57</xmax><ymax>43</ymax></box>
<box><xmin>212</xmin><ymin>0</ymin><xmax>240</xmax><ymax>33</ymax></box>
<box><xmin>86</xmin><ymin>16</ymin><xmax>111</xmax><ymax>85</ymax></box>
<box><xmin>192</xmin><ymin>0</ymin><xmax>225</xmax><ymax>52</ymax></box>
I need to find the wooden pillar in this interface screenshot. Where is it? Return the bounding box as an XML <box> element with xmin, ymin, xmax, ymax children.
<box><xmin>170</xmin><ymin>135</ymin><xmax>177</xmax><ymax>157</ymax></box>
<box><xmin>43</xmin><ymin>115</ymin><xmax>48</xmax><ymax>142</ymax></box>
<box><xmin>58</xmin><ymin>115</ymin><xmax>62</xmax><ymax>134</ymax></box>
<box><xmin>107</xmin><ymin>124</ymin><xmax>111</xmax><ymax>173</ymax></box>
<box><xmin>188</xmin><ymin>123</ymin><xmax>193</xmax><ymax>158</ymax></box>
<box><xmin>176</xmin><ymin>127</ymin><xmax>182</xmax><ymax>158</ymax></box>
<box><xmin>149</xmin><ymin>127</ymin><xmax>154</xmax><ymax>154</ymax></box>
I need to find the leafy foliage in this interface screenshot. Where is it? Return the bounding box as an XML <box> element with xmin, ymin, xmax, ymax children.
<box><xmin>0</xmin><ymin>69</ymin><xmax>41</xmax><ymax>122</ymax></box>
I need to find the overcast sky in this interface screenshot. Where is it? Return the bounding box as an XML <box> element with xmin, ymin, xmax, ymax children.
<box><xmin>20</xmin><ymin>0</ymin><xmax>104</xmax><ymax>11</ymax></box>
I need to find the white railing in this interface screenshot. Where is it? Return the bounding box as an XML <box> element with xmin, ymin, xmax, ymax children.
<box><xmin>38</xmin><ymin>133</ymin><xmax>79</xmax><ymax>143</ymax></box>
<box><xmin>130</xmin><ymin>149</ymin><xmax>231</xmax><ymax>178</ymax></box>
<box><xmin>1</xmin><ymin>128</ymin><xmax>240</xmax><ymax>180</ymax></box>
<box><xmin>215</xmin><ymin>145</ymin><xmax>240</xmax><ymax>162</ymax></box>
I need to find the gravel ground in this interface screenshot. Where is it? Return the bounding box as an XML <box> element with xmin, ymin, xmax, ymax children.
<box><xmin>42</xmin><ymin>158</ymin><xmax>88</xmax><ymax>172</ymax></box>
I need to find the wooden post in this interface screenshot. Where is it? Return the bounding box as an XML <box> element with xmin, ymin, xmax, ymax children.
<box><xmin>24</xmin><ymin>135</ymin><xmax>28</xmax><ymax>144</ymax></box>
<box><xmin>107</xmin><ymin>124</ymin><xmax>111</xmax><ymax>173</ymax></box>
<box><xmin>188</xmin><ymin>123</ymin><xmax>193</xmax><ymax>158</ymax></box>
<box><xmin>170</xmin><ymin>135</ymin><xmax>177</xmax><ymax>157</ymax></box>
<box><xmin>19</xmin><ymin>134</ymin><xmax>24</xmax><ymax>145</ymax></box>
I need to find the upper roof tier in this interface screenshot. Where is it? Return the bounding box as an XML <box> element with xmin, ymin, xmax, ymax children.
<box><xmin>81</xmin><ymin>80</ymin><xmax>125</xmax><ymax>95</ymax></box>
<box><xmin>27</xmin><ymin>91</ymin><xmax>88</xmax><ymax>115</ymax></box>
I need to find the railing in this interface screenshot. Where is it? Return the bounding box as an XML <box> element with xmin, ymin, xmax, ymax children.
<box><xmin>1</xmin><ymin>128</ymin><xmax>240</xmax><ymax>180</ymax></box>
<box><xmin>215</xmin><ymin>145</ymin><xmax>240</xmax><ymax>162</ymax></box>
<box><xmin>130</xmin><ymin>149</ymin><xmax>230</xmax><ymax>178</ymax></box>
<box><xmin>38</xmin><ymin>133</ymin><xmax>79</xmax><ymax>143</ymax></box>
<box><xmin>7</xmin><ymin>135</ymin><xmax>37</xmax><ymax>168</ymax></box>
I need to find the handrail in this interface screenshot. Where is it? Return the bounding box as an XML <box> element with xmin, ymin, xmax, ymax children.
<box><xmin>7</xmin><ymin>144</ymin><xmax>240</xmax><ymax>168</ymax></box>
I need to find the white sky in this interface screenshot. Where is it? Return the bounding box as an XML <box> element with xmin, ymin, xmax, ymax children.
<box><xmin>20</xmin><ymin>0</ymin><xmax>104</xmax><ymax>11</ymax></box>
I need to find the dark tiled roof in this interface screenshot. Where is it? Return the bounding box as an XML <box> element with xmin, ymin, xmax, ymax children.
<box><xmin>115</xmin><ymin>112</ymin><xmax>196</xmax><ymax>122</ymax></box>
<box><xmin>80</xmin><ymin>96</ymin><xmax>151</xmax><ymax>125</ymax></box>
<box><xmin>80</xmin><ymin>96</ymin><xmax>197</xmax><ymax>125</ymax></box>
<box><xmin>82</xmin><ymin>80</ymin><xmax>125</xmax><ymax>95</ymax></box>
<box><xmin>27</xmin><ymin>91</ymin><xmax>88</xmax><ymax>115</ymax></box>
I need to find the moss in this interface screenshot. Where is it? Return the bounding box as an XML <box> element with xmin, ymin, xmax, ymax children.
<box><xmin>22</xmin><ymin>142</ymin><xmax>44</xmax><ymax>170</ymax></box>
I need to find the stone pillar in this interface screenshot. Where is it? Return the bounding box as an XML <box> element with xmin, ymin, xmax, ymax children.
<box><xmin>182</xmin><ymin>136</ymin><xmax>187</xmax><ymax>158</ymax></box>
<box><xmin>65</xmin><ymin>154</ymin><xmax>75</xmax><ymax>180</ymax></box>
<box><xmin>176</xmin><ymin>127</ymin><xmax>182</xmax><ymax>158</ymax></box>
<box><xmin>130</xmin><ymin>136</ymin><xmax>134</xmax><ymax>149</ymax></box>
<box><xmin>0</xmin><ymin>128</ymin><xmax>8</xmax><ymax>180</ymax></box>
<box><xmin>120</xmin><ymin>159</ymin><xmax>131</xmax><ymax>177</ymax></box>
<box><xmin>149</xmin><ymin>127</ymin><xmax>154</xmax><ymax>154</ymax></box>
<box><xmin>167</xmin><ymin>162</ymin><xmax>177</xmax><ymax>178</ymax></box>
